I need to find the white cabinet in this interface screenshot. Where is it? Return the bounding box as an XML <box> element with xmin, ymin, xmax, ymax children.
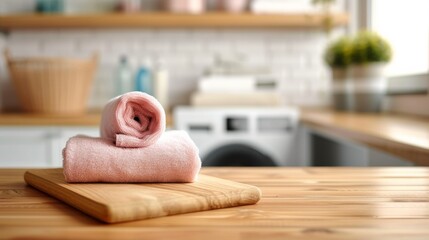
<box><xmin>306</xmin><ymin>126</ymin><xmax>413</xmax><ymax>166</ymax></box>
<box><xmin>0</xmin><ymin>128</ymin><xmax>52</xmax><ymax>167</ymax></box>
<box><xmin>0</xmin><ymin>126</ymin><xmax>99</xmax><ymax>168</ymax></box>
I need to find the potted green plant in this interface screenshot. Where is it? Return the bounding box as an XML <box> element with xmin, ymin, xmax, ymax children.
<box><xmin>324</xmin><ymin>36</ymin><xmax>353</xmax><ymax>110</ymax></box>
<box><xmin>350</xmin><ymin>30</ymin><xmax>392</xmax><ymax>112</ymax></box>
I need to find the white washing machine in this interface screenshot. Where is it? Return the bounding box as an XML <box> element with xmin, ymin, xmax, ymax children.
<box><xmin>174</xmin><ymin>107</ymin><xmax>300</xmax><ymax>166</ymax></box>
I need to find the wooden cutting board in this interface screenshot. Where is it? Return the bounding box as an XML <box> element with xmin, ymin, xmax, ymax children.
<box><xmin>24</xmin><ymin>169</ymin><xmax>261</xmax><ymax>223</ymax></box>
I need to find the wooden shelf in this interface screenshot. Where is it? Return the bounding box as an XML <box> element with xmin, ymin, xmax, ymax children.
<box><xmin>0</xmin><ymin>12</ymin><xmax>348</xmax><ymax>29</ymax></box>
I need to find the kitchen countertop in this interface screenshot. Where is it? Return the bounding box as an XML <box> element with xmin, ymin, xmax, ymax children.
<box><xmin>2</xmin><ymin>167</ymin><xmax>429</xmax><ymax>239</ymax></box>
<box><xmin>301</xmin><ymin>109</ymin><xmax>429</xmax><ymax>166</ymax></box>
<box><xmin>1</xmin><ymin>109</ymin><xmax>429</xmax><ymax>165</ymax></box>
<box><xmin>0</xmin><ymin>112</ymin><xmax>101</xmax><ymax>126</ymax></box>
<box><xmin>0</xmin><ymin>111</ymin><xmax>173</xmax><ymax>127</ymax></box>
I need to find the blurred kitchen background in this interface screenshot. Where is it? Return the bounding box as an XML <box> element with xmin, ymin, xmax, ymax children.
<box><xmin>0</xmin><ymin>0</ymin><xmax>428</xmax><ymax>168</ymax></box>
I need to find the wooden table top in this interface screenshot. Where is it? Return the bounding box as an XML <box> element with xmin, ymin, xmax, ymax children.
<box><xmin>2</xmin><ymin>167</ymin><xmax>429</xmax><ymax>240</ymax></box>
<box><xmin>301</xmin><ymin>109</ymin><xmax>429</xmax><ymax>166</ymax></box>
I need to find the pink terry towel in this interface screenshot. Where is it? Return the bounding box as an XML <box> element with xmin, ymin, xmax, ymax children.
<box><xmin>100</xmin><ymin>91</ymin><xmax>166</xmax><ymax>148</ymax></box>
<box><xmin>63</xmin><ymin>131</ymin><xmax>201</xmax><ymax>183</ymax></box>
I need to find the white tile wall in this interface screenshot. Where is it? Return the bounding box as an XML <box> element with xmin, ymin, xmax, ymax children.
<box><xmin>0</xmin><ymin>0</ymin><xmax>35</xmax><ymax>15</ymax></box>
<box><xmin>0</xmin><ymin>0</ymin><xmax>342</xmax><ymax>110</ymax></box>
<box><xmin>0</xmin><ymin>33</ymin><xmax>9</xmax><ymax>110</ymax></box>
<box><xmin>1</xmin><ymin>28</ymin><xmax>333</xmax><ymax>109</ymax></box>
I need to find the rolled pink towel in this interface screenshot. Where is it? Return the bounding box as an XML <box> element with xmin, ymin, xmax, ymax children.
<box><xmin>63</xmin><ymin>131</ymin><xmax>201</xmax><ymax>183</ymax></box>
<box><xmin>100</xmin><ymin>92</ymin><xmax>166</xmax><ymax>148</ymax></box>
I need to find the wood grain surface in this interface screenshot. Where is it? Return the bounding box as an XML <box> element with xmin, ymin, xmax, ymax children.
<box><xmin>23</xmin><ymin>169</ymin><xmax>261</xmax><ymax>223</ymax></box>
<box><xmin>301</xmin><ymin>109</ymin><xmax>429</xmax><ymax>166</ymax></box>
<box><xmin>2</xmin><ymin>167</ymin><xmax>429</xmax><ymax>239</ymax></box>
<box><xmin>0</xmin><ymin>13</ymin><xmax>349</xmax><ymax>29</ymax></box>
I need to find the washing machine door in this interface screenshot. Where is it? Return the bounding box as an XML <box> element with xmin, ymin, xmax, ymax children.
<box><xmin>203</xmin><ymin>144</ymin><xmax>277</xmax><ymax>166</ymax></box>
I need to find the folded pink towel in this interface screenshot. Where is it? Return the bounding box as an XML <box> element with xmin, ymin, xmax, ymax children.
<box><xmin>100</xmin><ymin>92</ymin><xmax>166</xmax><ymax>148</ymax></box>
<box><xmin>63</xmin><ymin>131</ymin><xmax>201</xmax><ymax>183</ymax></box>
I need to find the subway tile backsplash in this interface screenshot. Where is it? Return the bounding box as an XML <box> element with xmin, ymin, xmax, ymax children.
<box><xmin>0</xmin><ymin>28</ymin><xmax>335</xmax><ymax>110</ymax></box>
<box><xmin>0</xmin><ymin>0</ymin><xmax>347</xmax><ymax>110</ymax></box>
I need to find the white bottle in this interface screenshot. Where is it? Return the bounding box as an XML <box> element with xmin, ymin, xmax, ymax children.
<box><xmin>116</xmin><ymin>55</ymin><xmax>133</xmax><ymax>95</ymax></box>
<box><xmin>153</xmin><ymin>58</ymin><xmax>169</xmax><ymax>111</ymax></box>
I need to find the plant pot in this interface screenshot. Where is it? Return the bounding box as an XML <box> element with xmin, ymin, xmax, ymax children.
<box><xmin>331</xmin><ymin>68</ymin><xmax>352</xmax><ymax>111</ymax></box>
<box><xmin>350</xmin><ymin>63</ymin><xmax>387</xmax><ymax>112</ymax></box>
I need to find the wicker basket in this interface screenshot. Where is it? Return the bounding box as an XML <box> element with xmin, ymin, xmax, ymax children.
<box><xmin>5</xmin><ymin>50</ymin><xmax>97</xmax><ymax>115</ymax></box>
